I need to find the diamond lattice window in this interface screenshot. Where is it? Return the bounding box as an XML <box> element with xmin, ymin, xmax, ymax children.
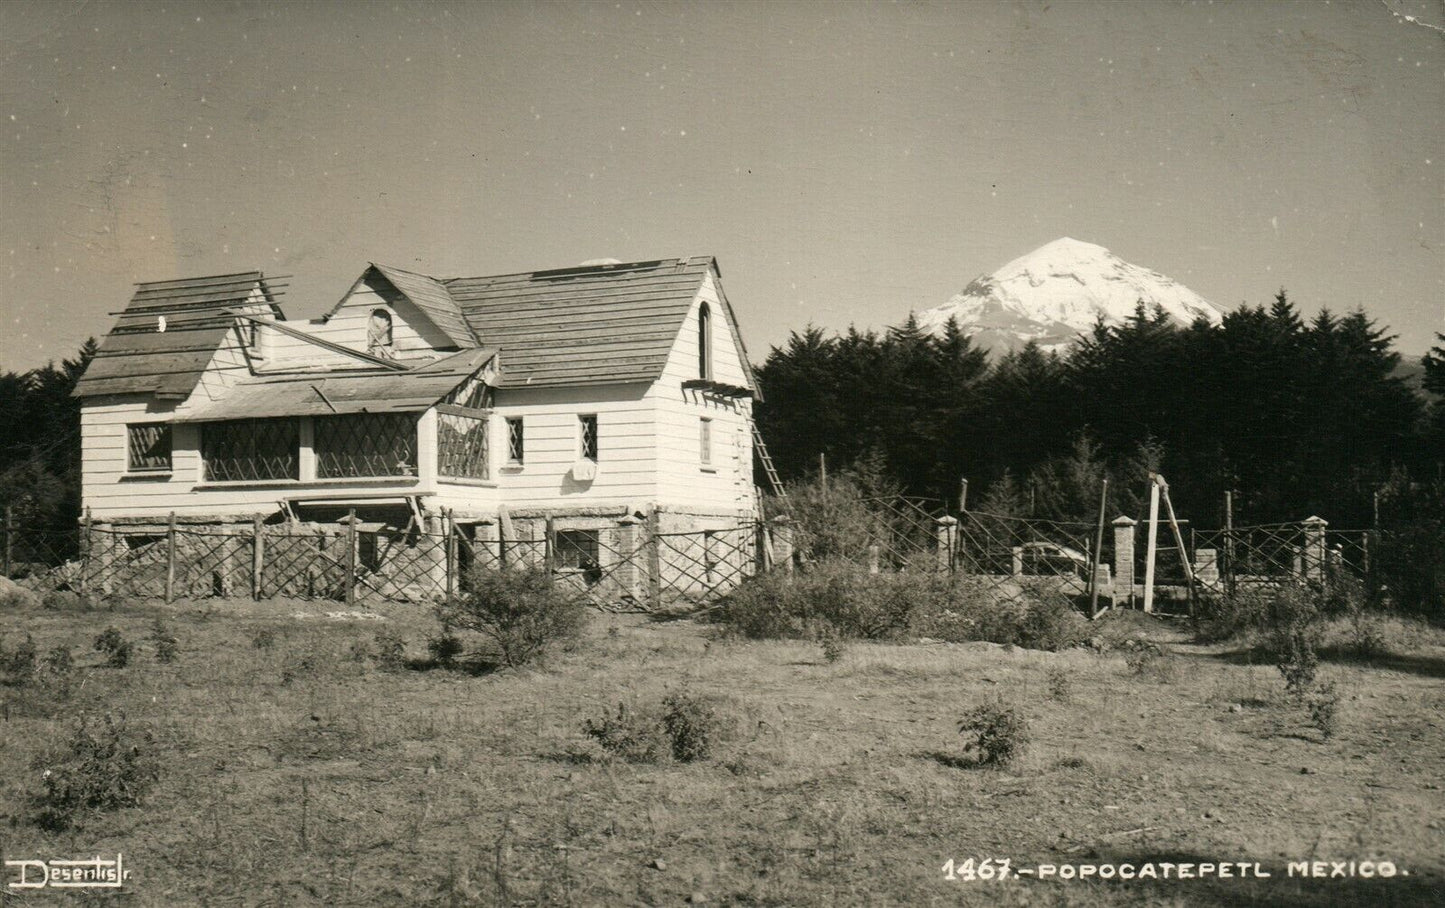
<box><xmin>201</xmin><ymin>419</ymin><xmax>298</xmax><ymax>482</ymax></box>
<box><xmin>579</xmin><ymin>414</ymin><xmax>598</xmax><ymax>461</ymax></box>
<box><xmin>438</xmin><ymin>413</ymin><xmax>490</xmax><ymax>480</ymax></box>
<box><xmin>314</xmin><ymin>413</ymin><xmax>417</xmax><ymax>478</ymax></box>
<box><xmin>506</xmin><ymin>418</ymin><xmax>524</xmax><ymax>464</ymax></box>
<box><xmin>127</xmin><ymin>424</ymin><xmax>172</xmax><ymax>472</ymax></box>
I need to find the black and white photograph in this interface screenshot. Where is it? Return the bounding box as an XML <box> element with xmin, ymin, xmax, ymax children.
<box><xmin>0</xmin><ymin>1</ymin><xmax>1442</xmax><ymax>904</ymax></box>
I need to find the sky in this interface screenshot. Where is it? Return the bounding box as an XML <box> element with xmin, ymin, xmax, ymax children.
<box><xmin>0</xmin><ymin>0</ymin><xmax>1441</xmax><ymax>372</ymax></box>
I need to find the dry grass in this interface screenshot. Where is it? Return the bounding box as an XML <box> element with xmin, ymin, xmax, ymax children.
<box><xmin>0</xmin><ymin>597</ymin><xmax>1441</xmax><ymax>905</ymax></box>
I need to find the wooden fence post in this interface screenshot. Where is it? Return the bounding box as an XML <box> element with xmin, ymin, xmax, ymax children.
<box><xmin>646</xmin><ymin>509</ymin><xmax>663</xmax><ymax>609</ymax></box>
<box><xmin>544</xmin><ymin>515</ymin><xmax>557</xmax><ymax>581</ymax></box>
<box><xmin>445</xmin><ymin>509</ymin><xmax>458</xmax><ymax>602</ymax></box>
<box><xmin>1089</xmin><ymin>479</ymin><xmax>1109</xmax><ymax>618</ymax></box>
<box><xmin>164</xmin><ymin>512</ymin><xmax>177</xmax><ymax>603</ymax></box>
<box><xmin>345</xmin><ymin>508</ymin><xmax>357</xmax><ymax>607</ymax></box>
<box><xmin>252</xmin><ymin>514</ymin><xmax>265</xmax><ymax>600</ymax></box>
<box><xmin>79</xmin><ymin>509</ymin><xmax>91</xmax><ymax>594</ymax></box>
<box><xmin>2</xmin><ymin>505</ymin><xmax>12</xmax><ymax>579</ymax></box>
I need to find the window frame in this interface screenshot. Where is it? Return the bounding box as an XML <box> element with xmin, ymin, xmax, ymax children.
<box><xmin>697</xmin><ymin>301</ymin><xmax>713</xmax><ymax>380</ymax></box>
<box><xmin>506</xmin><ymin>417</ymin><xmax>525</xmax><ymax>465</ymax></box>
<box><xmin>699</xmin><ymin>417</ymin><xmax>713</xmax><ymax>467</ymax></box>
<box><xmin>367</xmin><ymin>308</ymin><xmax>395</xmax><ymax>357</ymax></box>
<box><xmin>126</xmin><ymin>423</ymin><xmax>173</xmax><ymax>474</ymax></box>
<box><xmin>579</xmin><ymin>414</ymin><xmax>598</xmax><ymax>462</ymax></box>
<box><xmin>200</xmin><ymin>418</ymin><xmax>300</xmax><ymax>482</ymax></box>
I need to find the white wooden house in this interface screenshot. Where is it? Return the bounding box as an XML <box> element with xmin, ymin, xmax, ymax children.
<box><xmin>74</xmin><ymin>257</ymin><xmax>760</xmax><ymax>584</ymax></box>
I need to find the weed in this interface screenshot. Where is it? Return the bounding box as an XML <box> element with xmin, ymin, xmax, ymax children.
<box><xmin>1122</xmin><ymin>641</ymin><xmax>1175</xmax><ymax>681</ymax></box>
<box><xmin>427</xmin><ymin>631</ymin><xmax>464</xmax><ymax>668</ymax></box>
<box><xmin>1308</xmin><ymin>681</ymin><xmax>1340</xmax><ymax>741</ymax></box>
<box><xmin>439</xmin><ymin>566</ymin><xmax>586</xmax><ymax>668</ymax></box>
<box><xmin>1046</xmin><ymin>667</ymin><xmax>1071</xmax><ymax>702</ymax></box>
<box><xmin>31</xmin><ymin>713</ymin><xmax>159</xmax><ymax>831</ymax></box>
<box><xmin>1</xmin><ymin>633</ymin><xmax>39</xmax><ymax>684</ymax></box>
<box><xmin>374</xmin><ymin>630</ymin><xmax>406</xmax><ymax>671</ymax></box>
<box><xmin>150</xmin><ymin>618</ymin><xmax>179</xmax><ymax>664</ymax></box>
<box><xmin>347</xmin><ymin>638</ymin><xmax>373</xmax><ymax>663</ymax></box>
<box><xmin>251</xmin><ymin>627</ymin><xmax>277</xmax><ymax>650</ymax></box>
<box><xmin>957</xmin><ymin>701</ymin><xmax>1029</xmax><ymax>768</ymax></box>
<box><xmin>93</xmin><ymin>626</ymin><xmax>131</xmax><ymax>668</ymax></box>
<box><xmin>41</xmin><ymin>590</ymin><xmax>99</xmax><ymax>611</ymax></box>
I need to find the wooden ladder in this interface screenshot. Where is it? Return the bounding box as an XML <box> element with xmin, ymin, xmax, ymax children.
<box><xmin>749</xmin><ymin>419</ymin><xmax>787</xmax><ymax>501</ymax></box>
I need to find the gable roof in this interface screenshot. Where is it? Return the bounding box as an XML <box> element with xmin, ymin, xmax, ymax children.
<box><xmin>446</xmin><ymin>256</ymin><xmax>746</xmax><ymax>389</ymax></box>
<box><xmin>177</xmin><ymin>348</ymin><xmax>498</xmax><ymax>422</ymax></box>
<box><xmin>335</xmin><ymin>263</ymin><xmax>478</xmax><ymax>350</ymax></box>
<box><xmin>74</xmin><ymin>272</ymin><xmax>280</xmax><ymax>399</ymax></box>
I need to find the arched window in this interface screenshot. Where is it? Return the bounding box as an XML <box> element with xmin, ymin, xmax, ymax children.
<box><xmin>697</xmin><ymin>302</ymin><xmax>712</xmax><ymax>380</ymax></box>
<box><xmin>367</xmin><ymin>309</ymin><xmax>394</xmax><ymax>357</ymax></box>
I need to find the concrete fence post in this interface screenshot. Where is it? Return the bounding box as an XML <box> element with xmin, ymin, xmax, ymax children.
<box><xmin>1113</xmin><ymin>516</ymin><xmax>1137</xmax><ymax>607</ymax></box>
<box><xmin>616</xmin><ymin>515</ymin><xmax>642</xmax><ymax>601</ymax></box>
<box><xmin>1301</xmin><ymin>516</ymin><xmax>1327</xmax><ymax>584</ymax></box>
<box><xmin>1011</xmin><ymin>546</ymin><xmax>1024</xmax><ymax>576</ymax></box>
<box><xmin>934</xmin><ymin>516</ymin><xmax>958</xmax><ymax>573</ymax></box>
<box><xmin>770</xmin><ymin>516</ymin><xmax>794</xmax><ymax>574</ymax></box>
<box><xmin>252</xmin><ymin>514</ymin><xmax>265</xmax><ymax>600</ymax></box>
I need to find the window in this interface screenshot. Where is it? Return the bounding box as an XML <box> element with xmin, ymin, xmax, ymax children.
<box><xmin>699</xmin><ymin>418</ymin><xmax>712</xmax><ymax>466</ymax></box>
<box><xmin>367</xmin><ymin>309</ymin><xmax>394</xmax><ymax>357</ymax></box>
<box><xmin>579</xmin><ymin>414</ymin><xmax>598</xmax><ymax>461</ymax></box>
<box><xmin>697</xmin><ymin>301</ymin><xmax>713</xmax><ymax>380</ymax></box>
<box><xmin>506</xmin><ymin>417</ymin><xmax>525</xmax><ymax>464</ymax></box>
<box><xmin>127</xmin><ymin>424</ymin><xmax>172</xmax><ymax>472</ymax></box>
<box><xmin>314</xmin><ymin>413</ymin><xmax>416</xmax><ymax>478</ymax></box>
<box><xmin>201</xmin><ymin>419</ymin><xmax>298</xmax><ymax>481</ymax></box>
<box><xmin>438</xmin><ymin>412</ymin><xmax>489</xmax><ymax>480</ymax></box>
<box><xmin>555</xmin><ymin>529</ymin><xmax>602</xmax><ymax>584</ymax></box>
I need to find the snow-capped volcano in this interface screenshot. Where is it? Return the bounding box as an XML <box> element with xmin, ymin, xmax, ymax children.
<box><xmin>916</xmin><ymin>238</ymin><xmax>1224</xmax><ymax>354</ymax></box>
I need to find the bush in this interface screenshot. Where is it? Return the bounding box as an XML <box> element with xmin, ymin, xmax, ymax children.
<box><xmin>440</xmin><ymin>566</ymin><xmax>586</xmax><ymax>668</ymax></box>
<box><xmin>373</xmin><ymin>630</ymin><xmax>406</xmax><ymax>671</ymax></box>
<box><xmin>1307</xmin><ymin>681</ymin><xmax>1340</xmax><ymax>741</ymax></box>
<box><xmin>818</xmin><ymin>628</ymin><xmax>847</xmax><ymax>664</ymax></box>
<box><xmin>1193</xmin><ymin>589</ymin><xmax>1271</xmax><ymax>643</ymax></box>
<box><xmin>1121</xmin><ymin>640</ymin><xmax>1176</xmax><ymax>681</ymax></box>
<box><xmin>1046</xmin><ymin>668</ymin><xmax>1071</xmax><ymax>702</ymax></box>
<box><xmin>31</xmin><ymin>713</ymin><xmax>159</xmax><ymax>831</ymax></box>
<box><xmin>660</xmin><ymin>692</ymin><xmax>722</xmax><ymax>763</ymax></box>
<box><xmin>41</xmin><ymin>590</ymin><xmax>99</xmax><ymax>611</ymax></box>
<box><xmin>93</xmin><ymin>627</ymin><xmax>131</xmax><ymax>668</ymax></box>
<box><xmin>251</xmin><ymin>627</ymin><xmax>277</xmax><ymax>650</ymax></box>
<box><xmin>1265</xmin><ymin>586</ymin><xmax>1322</xmax><ymax>697</ymax></box>
<box><xmin>957</xmin><ymin>701</ymin><xmax>1029</xmax><ymax>768</ymax></box>
<box><xmin>149</xmin><ymin>618</ymin><xmax>178</xmax><ymax>664</ymax></box>
<box><xmin>1</xmin><ymin>633</ymin><xmax>39</xmax><ymax>684</ymax></box>
<box><xmin>581</xmin><ymin>703</ymin><xmax>668</xmax><ymax>764</ymax></box>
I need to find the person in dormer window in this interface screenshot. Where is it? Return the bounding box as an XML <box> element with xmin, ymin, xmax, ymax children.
<box><xmin>367</xmin><ymin>309</ymin><xmax>395</xmax><ymax>358</ymax></box>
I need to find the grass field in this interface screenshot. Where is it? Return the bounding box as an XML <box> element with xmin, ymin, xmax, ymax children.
<box><xmin>0</xmin><ymin>596</ymin><xmax>1442</xmax><ymax>906</ymax></box>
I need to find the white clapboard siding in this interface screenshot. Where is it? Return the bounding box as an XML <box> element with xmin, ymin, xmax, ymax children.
<box><xmin>648</xmin><ymin>273</ymin><xmax>756</xmax><ymax>513</ymax></box>
<box><xmin>490</xmin><ymin>383</ymin><xmax>658</xmax><ymax>509</ymax></box>
<box><xmin>324</xmin><ymin>275</ymin><xmax>457</xmax><ymax>355</ymax></box>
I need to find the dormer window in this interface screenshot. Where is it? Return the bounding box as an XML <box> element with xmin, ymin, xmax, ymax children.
<box><xmin>698</xmin><ymin>301</ymin><xmax>713</xmax><ymax>380</ymax></box>
<box><xmin>367</xmin><ymin>309</ymin><xmax>394</xmax><ymax>358</ymax></box>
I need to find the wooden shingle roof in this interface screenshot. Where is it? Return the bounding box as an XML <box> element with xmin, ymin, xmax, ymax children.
<box><xmin>445</xmin><ymin>256</ymin><xmax>716</xmax><ymax>388</ymax></box>
<box><xmin>367</xmin><ymin>263</ymin><xmax>478</xmax><ymax>349</ymax></box>
<box><xmin>74</xmin><ymin>272</ymin><xmax>279</xmax><ymax>399</ymax></box>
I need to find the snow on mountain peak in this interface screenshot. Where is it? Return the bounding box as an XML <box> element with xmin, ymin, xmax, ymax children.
<box><xmin>917</xmin><ymin>238</ymin><xmax>1224</xmax><ymax>354</ymax></box>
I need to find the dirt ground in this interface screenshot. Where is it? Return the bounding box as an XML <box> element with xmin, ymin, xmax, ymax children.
<box><xmin>0</xmin><ymin>596</ymin><xmax>1441</xmax><ymax>906</ymax></box>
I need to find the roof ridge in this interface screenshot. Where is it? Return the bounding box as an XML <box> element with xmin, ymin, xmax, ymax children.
<box><xmin>441</xmin><ymin>255</ymin><xmax>711</xmax><ymax>286</ymax></box>
<box><xmin>134</xmin><ymin>270</ymin><xmax>263</xmax><ymax>288</ymax></box>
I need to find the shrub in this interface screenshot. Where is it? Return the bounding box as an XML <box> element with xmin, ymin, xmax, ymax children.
<box><xmin>818</xmin><ymin>629</ymin><xmax>847</xmax><ymax>664</ymax></box>
<box><xmin>1</xmin><ymin>633</ymin><xmax>39</xmax><ymax>684</ymax></box>
<box><xmin>427</xmin><ymin>631</ymin><xmax>464</xmax><ymax>668</ymax></box>
<box><xmin>41</xmin><ymin>590</ymin><xmax>99</xmax><ymax>611</ymax></box>
<box><xmin>251</xmin><ymin>627</ymin><xmax>277</xmax><ymax>650</ymax></box>
<box><xmin>440</xmin><ymin>566</ymin><xmax>586</xmax><ymax>668</ymax></box>
<box><xmin>149</xmin><ymin>618</ymin><xmax>178</xmax><ymax>664</ymax></box>
<box><xmin>1016</xmin><ymin>597</ymin><xmax>1090</xmax><ymax>651</ymax></box>
<box><xmin>957</xmin><ymin>701</ymin><xmax>1029</xmax><ymax>768</ymax></box>
<box><xmin>373</xmin><ymin>630</ymin><xmax>406</xmax><ymax>671</ymax></box>
<box><xmin>93</xmin><ymin>627</ymin><xmax>131</xmax><ymax>668</ymax></box>
<box><xmin>41</xmin><ymin>645</ymin><xmax>73</xmax><ymax>678</ymax></box>
<box><xmin>1193</xmin><ymin>589</ymin><xmax>1271</xmax><ymax>643</ymax></box>
<box><xmin>581</xmin><ymin>703</ymin><xmax>668</xmax><ymax>764</ymax></box>
<box><xmin>1265</xmin><ymin>586</ymin><xmax>1322</xmax><ymax>697</ymax></box>
<box><xmin>660</xmin><ymin>692</ymin><xmax>722</xmax><ymax>763</ymax></box>
<box><xmin>31</xmin><ymin>713</ymin><xmax>159</xmax><ymax>831</ymax></box>
<box><xmin>1307</xmin><ymin>681</ymin><xmax>1340</xmax><ymax>741</ymax></box>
